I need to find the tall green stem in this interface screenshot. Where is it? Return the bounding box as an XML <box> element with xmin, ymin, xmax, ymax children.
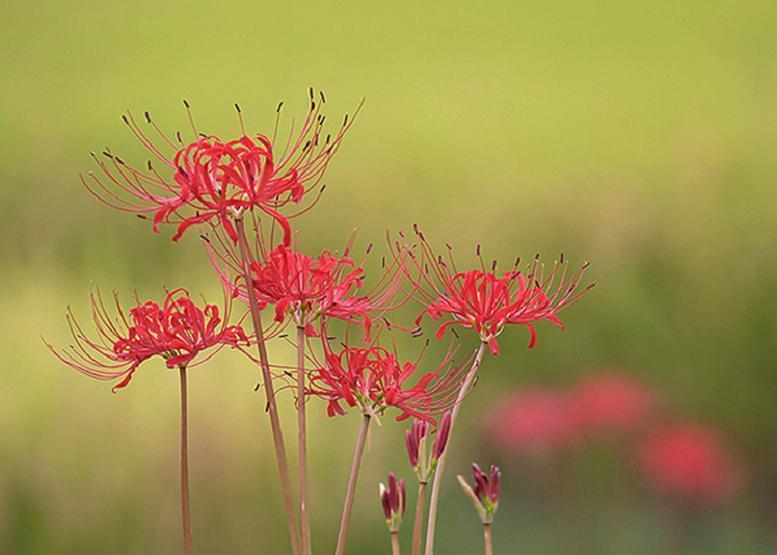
<box><xmin>235</xmin><ymin>217</ymin><xmax>300</xmax><ymax>555</ymax></box>
<box><xmin>483</xmin><ymin>523</ymin><xmax>492</xmax><ymax>555</ymax></box>
<box><xmin>391</xmin><ymin>531</ymin><xmax>402</xmax><ymax>555</ymax></box>
<box><xmin>411</xmin><ymin>481</ymin><xmax>427</xmax><ymax>555</ymax></box>
<box><xmin>335</xmin><ymin>413</ymin><xmax>372</xmax><ymax>555</ymax></box>
<box><xmin>424</xmin><ymin>341</ymin><xmax>487</xmax><ymax>555</ymax></box>
<box><xmin>297</xmin><ymin>325</ymin><xmax>311</xmax><ymax>555</ymax></box>
<box><xmin>179</xmin><ymin>366</ymin><xmax>193</xmax><ymax>555</ymax></box>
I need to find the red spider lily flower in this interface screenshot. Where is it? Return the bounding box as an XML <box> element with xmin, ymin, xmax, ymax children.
<box><xmin>82</xmin><ymin>90</ymin><xmax>362</xmax><ymax>245</ymax></box>
<box><xmin>397</xmin><ymin>227</ymin><xmax>595</xmax><ymax>355</ymax></box>
<box><xmin>379</xmin><ymin>472</ymin><xmax>407</xmax><ymax>532</ymax></box>
<box><xmin>405</xmin><ymin>411</ymin><xmax>452</xmax><ymax>482</ymax></box>
<box><xmin>483</xmin><ymin>389</ymin><xmax>580</xmax><ymax>458</ymax></box>
<box><xmin>44</xmin><ymin>287</ymin><xmax>249</xmax><ymax>392</ymax></box>
<box><xmin>572</xmin><ymin>372</ymin><xmax>655</xmax><ymax>437</ymax></box>
<box><xmin>394</xmin><ymin>226</ymin><xmax>595</xmax><ymax>355</ymax></box>
<box><xmin>458</xmin><ymin>463</ymin><xmax>501</xmax><ymax>524</ymax></box>
<box><xmin>306</xmin><ymin>340</ymin><xmax>469</xmax><ymax>423</ymax></box>
<box><xmin>639</xmin><ymin>423</ymin><xmax>741</xmax><ymax>505</ymax></box>
<box><xmin>207</xmin><ymin>228</ymin><xmax>409</xmax><ymax>338</ymax></box>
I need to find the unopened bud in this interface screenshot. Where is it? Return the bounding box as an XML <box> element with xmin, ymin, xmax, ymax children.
<box><xmin>458</xmin><ymin>463</ymin><xmax>501</xmax><ymax>524</ymax></box>
<box><xmin>379</xmin><ymin>472</ymin><xmax>406</xmax><ymax>532</ymax></box>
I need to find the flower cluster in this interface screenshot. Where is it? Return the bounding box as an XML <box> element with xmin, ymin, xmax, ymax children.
<box><xmin>45</xmin><ymin>288</ymin><xmax>248</xmax><ymax>391</ymax></box>
<box><xmin>483</xmin><ymin>370</ymin><xmax>743</xmax><ymax>508</ymax></box>
<box><xmin>48</xmin><ymin>92</ymin><xmax>597</xmax><ymax>555</ymax></box>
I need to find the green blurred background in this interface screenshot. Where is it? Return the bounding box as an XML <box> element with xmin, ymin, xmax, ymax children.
<box><xmin>2</xmin><ymin>1</ymin><xmax>777</xmax><ymax>553</ymax></box>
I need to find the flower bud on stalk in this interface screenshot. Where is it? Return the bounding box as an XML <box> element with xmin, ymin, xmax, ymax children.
<box><xmin>379</xmin><ymin>473</ymin><xmax>407</xmax><ymax>533</ymax></box>
<box><xmin>457</xmin><ymin>463</ymin><xmax>501</xmax><ymax>525</ymax></box>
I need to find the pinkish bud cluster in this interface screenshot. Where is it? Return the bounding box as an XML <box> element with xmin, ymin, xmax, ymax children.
<box><xmin>404</xmin><ymin>412</ymin><xmax>452</xmax><ymax>482</ymax></box>
<box><xmin>379</xmin><ymin>472</ymin><xmax>407</xmax><ymax>533</ymax></box>
<box><xmin>458</xmin><ymin>463</ymin><xmax>501</xmax><ymax>524</ymax></box>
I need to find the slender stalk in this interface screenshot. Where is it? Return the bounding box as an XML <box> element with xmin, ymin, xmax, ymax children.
<box><xmin>179</xmin><ymin>366</ymin><xmax>193</xmax><ymax>555</ymax></box>
<box><xmin>411</xmin><ymin>482</ymin><xmax>427</xmax><ymax>555</ymax></box>
<box><xmin>235</xmin><ymin>217</ymin><xmax>301</xmax><ymax>555</ymax></box>
<box><xmin>335</xmin><ymin>413</ymin><xmax>372</xmax><ymax>555</ymax></box>
<box><xmin>297</xmin><ymin>325</ymin><xmax>311</xmax><ymax>555</ymax></box>
<box><xmin>424</xmin><ymin>341</ymin><xmax>487</xmax><ymax>555</ymax></box>
<box><xmin>391</xmin><ymin>531</ymin><xmax>402</xmax><ymax>555</ymax></box>
<box><xmin>483</xmin><ymin>523</ymin><xmax>492</xmax><ymax>555</ymax></box>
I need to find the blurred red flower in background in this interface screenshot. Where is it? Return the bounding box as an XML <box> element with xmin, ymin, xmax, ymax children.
<box><xmin>484</xmin><ymin>389</ymin><xmax>580</xmax><ymax>457</ymax></box>
<box><xmin>639</xmin><ymin>423</ymin><xmax>740</xmax><ymax>504</ymax></box>
<box><xmin>572</xmin><ymin>372</ymin><xmax>655</xmax><ymax>437</ymax></box>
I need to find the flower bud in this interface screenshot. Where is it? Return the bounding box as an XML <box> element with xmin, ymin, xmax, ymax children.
<box><xmin>432</xmin><ymin>411</ymin><xmax>452</xmax><ymax>461</ymax></box>
<box><xmin>379</xmin><ymin>472</ymin><xmax>407</xmax><ymax>532</ymax></box>
<box><xmin>458</xmin><ymin>462</ymin><xmax>501</xmax><ymax>524</ymax></box>
<box><xmin>405</xmin><ymin>420</ymin><xmax>429</xmax><ymax>469</ymax></box>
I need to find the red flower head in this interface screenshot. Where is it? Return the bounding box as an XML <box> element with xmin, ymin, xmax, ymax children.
<box><xmin>82</xmin><ymin>90</ymin><xmax>362</xmax><ymax>245</ymax></box>
<box><xmin>484</xmin><ymin>389</ymin><xmax>580</xmax><ymax>458</ymax></box>
<box><xmin>572</xmin><ymin>372</ymin><xmax>655</xmax><ymax>437</ymax></box>
<box><xmin>207</xmin><ymin>229</ymin><xmax>408</xmax><ymax>338</ymax></box>
<box><xmin>306</xmin><ymin>340</ymin><xmax>468</xmax><ymax>423</ymax></box>
<box><xmin>639</xmin><ymin>423</ymin><xmax>741</xmax><ymax>505</ymax></box>
<box><xmin>398</xmin><ymin>226</ymin><xmax>595</xmax><ymax>356</ymax></box>
<box><xmin>44</xmin><ymin>288</ymin><xmax>248</xmax><ymax>392</ymax></box>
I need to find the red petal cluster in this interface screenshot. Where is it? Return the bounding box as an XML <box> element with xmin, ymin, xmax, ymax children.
<box><xmin>307</xmin><ymin>343</ymin><xmax>466</xmax><ymax>423</ymax></box>
<box><xmin>209</xmin><ymin>231</ymin><xmax>408</xmax><ymax>338</ymax></box>
<box><xmin>401</xmin><ymin>229</ymin><xmax>594</xmax><ymax>355</ymax></box>
<box><xmin>83</xmin><ymin>92</ymin><xmax>359</xmax><ymax>246</ymax></box>
<box><xmin>45</xmin><ymin>288</ymin><xmax>248</xmax><ymax>392</ymax></box>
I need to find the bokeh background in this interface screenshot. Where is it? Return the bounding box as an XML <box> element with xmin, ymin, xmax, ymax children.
<box><xmin>2</xmin><ymin>1</ymin><xmax>777</xmax><ymax>553</ymax></box>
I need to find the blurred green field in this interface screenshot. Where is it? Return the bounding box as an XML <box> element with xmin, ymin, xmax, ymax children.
<box><xmin>2</xmin><ymin>1</ymin><xmax>777</xmax><ymax>553</ymax></box>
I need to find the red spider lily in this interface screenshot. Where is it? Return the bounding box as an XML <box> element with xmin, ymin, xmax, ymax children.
<box><xmin>572</xmin><ymin>372</ymin><xmax>655</xmax><ymax>437</ymax></box>
<box><xmin>379</xmin><ymin>472</ymin><xmax>407</xmax><ymax>532</ymax></box>
<box><xmin>207</xmin><ymin>227</ymin><xmax>409</xmax><ymax>338</ymax></box>
<box><xmin>44</xmin><ymin>288</ymin><xmax>249</xmax><ymax>392</ymax></box>
<box><xmin>639</xmin><ymin>423</ymin><xmax>741</xmax><ymax>505</ymax></box>
<box><xmin>306</xmin><ymin>340</ymin><xmax>469</xmax><ymax>423</ymax></box>
<box><xmin>82</xmin><ymin>90</ymin><xmax>362</xmax><ymax>245</ymax></box>
<box><xmin>396</xmin><ymin>227</ymin><xmax>594</xmax><ymax>355</ymax></box>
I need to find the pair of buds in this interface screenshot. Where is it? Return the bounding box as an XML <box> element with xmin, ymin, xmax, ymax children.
<box><xmin>405</xmin><ymin>412</ymin><xmax>452</xmax><ymax>483</ymax></box>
